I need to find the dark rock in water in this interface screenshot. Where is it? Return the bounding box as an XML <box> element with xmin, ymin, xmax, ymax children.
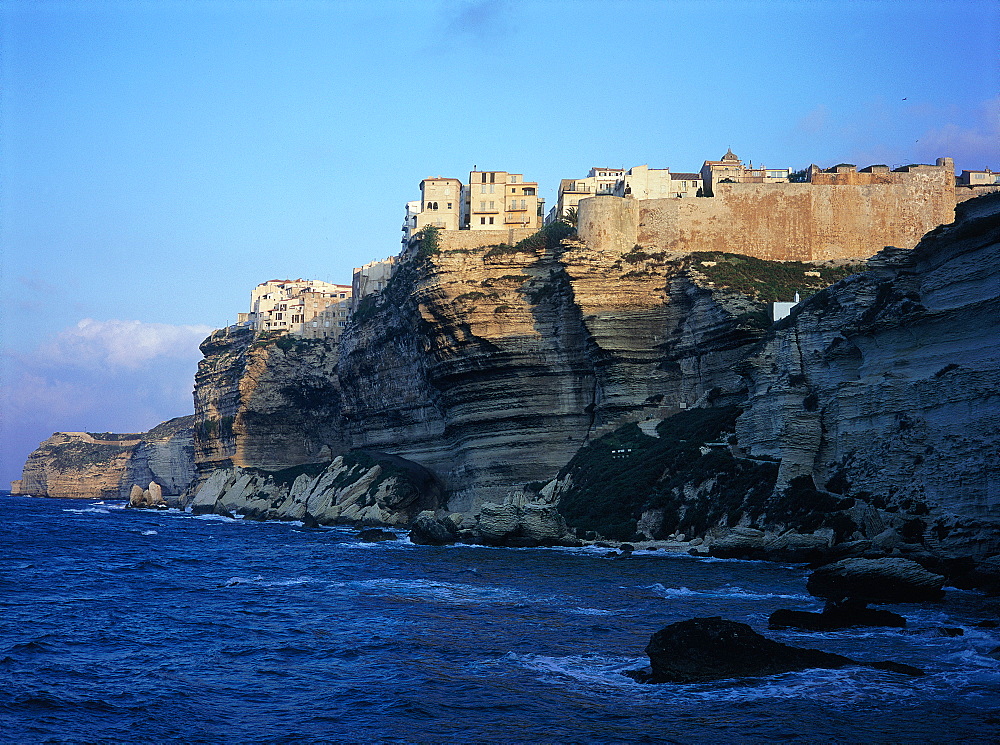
<box><xmin>408</xmin><ymin>512</ymin><xmax>459</xmax><ymax>546</ymax></box>
<box><xmin>933</xmin><ymin>627</ymin><xmax>964</xmax><ymax>638</ymax></box>
<box><xmin>633</xmin><ymin>617</ymin><xmax>855</xmax><ymax>683</ymax></box>
<box><xmin>807</xmin><ymin>558</ymin><xmax>946</xmax><ymax>603</ymax></box>
<box><xmin>628</xmin><ymin>617</ymin><xmax>923</xmax><ymax>684</ymax></box>
<box><xmin>357</xmin><ymin>528</ymin><xmax>397</xmax><ymax>542</ymax></box>
<box><xmin>769</xmin><ymin>600</ymin><xmax>906</xmax><ymax>631</ymax></box>
<box><xmin>870</xmin><ymin>660</ymin><xmax>925</xmax><ymax>676</ymax></box>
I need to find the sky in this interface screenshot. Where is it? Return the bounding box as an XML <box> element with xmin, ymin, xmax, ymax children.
<box><xmin>2</xmin><ymin>0</ymin><xmax>998</xmax><ymax>485</ymax></box>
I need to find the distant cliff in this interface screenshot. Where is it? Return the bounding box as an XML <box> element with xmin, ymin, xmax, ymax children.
<box><xmin>11</xmin><ymin>416</ymin><xmax>197</xmax><ymax>501</ymax></box>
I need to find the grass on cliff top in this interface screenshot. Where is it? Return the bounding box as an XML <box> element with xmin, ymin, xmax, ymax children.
<box><xmin>45</xmin><ymin>440</ymin><xmax>134</xmax><ymax>470</ymax></box>
<box><xmin>688</xmin><ymin>252</ymin><xmax>865</xmax><ymax>303</ymax></box>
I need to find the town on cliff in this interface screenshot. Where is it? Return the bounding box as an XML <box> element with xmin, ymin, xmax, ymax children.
<box><xmin>11</xmin><ymin>150</ymin><xmax>1000</xmax><ymax>594</ymax></box>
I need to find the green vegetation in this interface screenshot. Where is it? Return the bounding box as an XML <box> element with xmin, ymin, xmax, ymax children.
<box><xmin>622</xmin><ymin>245</ymin><xmax>667</xmax><ymax>263</ymax></box>
<box><xmin>416</xmin><ymin>226</ymin><xmax>441</xmax><ymax>258</ymax></box>
<box><xmin>689</xmin><ymin>252</ymin><xmax>865</xmax><ymax>303</ymax></box>
<box><xmin>558</xmin><ymin>407</ymin><xmax>750</xmax><ymax>540</ymax></box>
<box><xmin>46</xmin><ymin>440</ymin><xmax>132</xmax><ymax>470</ymax></box>
<box><xmin>455</xmin><ymin>291</ymin><xmax>489</xmax><ymax>303</ymax></box>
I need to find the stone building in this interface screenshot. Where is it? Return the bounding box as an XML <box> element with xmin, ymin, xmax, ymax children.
<box><xmin>551</xmin><ymin>167</ymin><xmax>624</xmax><ymax>220</ymax></box>
<box><xmin>700</xmin><ymin>149</ymin><xmax>789</xmax><ymax>196</ymax></box>
<box><xmin>462</xmin><ymin>170</ymin><xmax>543</xmax><ymax>231</ymax></box>
<box><xmin>353</xmin><ymin>257</ymin><xmax>398</xmax><ymax>302</ymax></box>
<box><xmin>957</xmin><ymin>168</ymin><xmax>999</xmax><ymax>186</ymax></box>
<box><xmin>237</xmin><ymin>279</ymin><xmax>352</xmax><ymax>338</ymax></box>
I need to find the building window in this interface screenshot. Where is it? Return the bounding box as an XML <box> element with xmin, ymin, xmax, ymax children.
<box><xmin>339</xmin><ymin>321</ymin><xmax>345</xmax><ymax>326</ymax></box>
<box><xmin>480</xmin><ymin>201</ymin><xmax>486</xmax><ymax>210</ymax></box>
<box><xmin>520</xmin><ymin>199</ymin><xmax>526</xmax><ymax>209</ymax></box>
<box><xmin>489</xmin><ymin>201</ymin><xmax>494</xmax><ymax>209</ymax></box>
<box><xmin>312</xmin><ymin>321</ymin><xmax>318</xmax><ymax>327</ymax></box>
<box><xmin>480</xmin><ymin>185</ymin><xmax>487</xmax><ymax>194</ymax></box>
<box><xmin>489</xmin><ymin>184</ymin><xmax>495</xmax><ymax>194</ymax></box>
<box><xmin>489</xmin><ymin>172</ymin><xmax>495</xmax><ymax>183</ymax></box>
<box><xmin>276</xmin><ymin>313</ymin><xmax>282</xmax><ymax>320</ymax></box>
<box><xmin>447</xmin><ymin>202</ymin><xmax>452</xmax><ymax>209</ymax></box>
<box><xmin>324</xmin><ymin>321</ymin><xmax>330</xmax><ymax>327</ymax></box>
<box><xmin>481</xmin><ymin>173</ymin><xmax>487</xmax><ymax>183</ymax></box>
<box><xmin>489</xmin><ymin>217</ymin><xmax>494</xmax><ymax>224</ymax></box>
<box><xmin>480</xmin><ymin>217</ymin><xmax>486</xmax><ymax>224</ymax></box>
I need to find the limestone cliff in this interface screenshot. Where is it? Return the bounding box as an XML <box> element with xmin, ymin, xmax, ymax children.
<box><xmin>192</xmin><ymin>327</ymin><xmax>345</xmax><ymax>481</ymax></box>
<box><xmin>195</xmin><ymin>224</ymin><xmax>826</xmax><ymax>513</ymax></box>
<box><xmin>735</xmin><ymin>192</ymin><xmax>1000</xmax><ymax>556</ymax></box>
<box><xmin>553</xmin><ymin>193</ymin><xmax>1000</xmax><ymax>559</ymax></box>
<box><xmin>11</xmin><ymin>416</ymin><xmax>197</xmax><ymax>501</ymax></box>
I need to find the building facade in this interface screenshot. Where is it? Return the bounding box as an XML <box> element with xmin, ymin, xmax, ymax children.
<box><xmin>462</xmin><ymin>170</ymin><xmax>543</xmax><ymax>231</ymax></box>
<box><xmin>237</xmin><ymin>279</ymin><xmax>353</xmax><ymax>339</ymax></box>
<box><xmin>700</xmin><ymin>149</ymin><xmax>789</xmax><ymax>196</ymax></box>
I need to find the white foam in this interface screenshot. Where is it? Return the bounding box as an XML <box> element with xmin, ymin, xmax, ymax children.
<box><xmin>644</xmin><ymin>583</ymin><xmax>812</xmax><ymax>601</ymax></box>
<box><xmin>62</xmin><ymin>507</ymin><xmax>110</xmax><ymax>515</ymax></box>
<box><xmin>141</xmin><ymin>530</ymin><xmax>157</xmax><ymax>536</ymax></box>
<box><xmin>345</xmin><ymin>577</ymin><xmax>530</xmax><ymax>605</ymax></box>
<box><xmin>223</xmin><ymin>575</ymin><xmax>314</xmax><ymax>588</ymax></box>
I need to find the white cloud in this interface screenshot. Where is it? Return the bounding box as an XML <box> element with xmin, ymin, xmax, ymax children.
<box><xmin>31</xmin><ymin>318</ymin><xmax>213</xmax><ymax>371</ymax></box>
<box><xmin>1</xmin><ymin>319</ymin><xmax>213</xmax><ymax>483</ymax></box>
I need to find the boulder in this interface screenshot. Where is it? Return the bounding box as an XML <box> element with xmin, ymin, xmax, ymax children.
<box><xmin>128</xmin><ymin>484</ymin><xmax>145</xmax><ymax>507</ymax></box>
<box><xmin>807</xmin><ymin>558</ymin><xmax>946</xmax><ymax>603</ymax></box>
<box><xmin>474</xmin><ymin>500</ymin><xmax>570</xmax><ymax>547</ymax></box>
<box><xmin>357</xmin><ymin>528</ymin><xmax>398</xmax><ymax>542</ymax></box>
<box><xmin>627</xmin><ymin>617</ymin><xmax>922</xmax><ymax>684</ymax></box>
<box><xmin>408</xmin><ymin>511</ymin><xmax>459</xmax><ymax>546</ymax></box>
<box><xmin>707</xmin><ymin>527</ymin><xmax>768</xmax><ymax>559</ymax></box>
<box><xmin>769</xmin><ymin>600</ymin><xmax>906</xmax><ymax>631</ymax></box>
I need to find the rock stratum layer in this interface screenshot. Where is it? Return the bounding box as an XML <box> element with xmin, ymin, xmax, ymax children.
<box><xmin>12</xmin><ymin>416</ymin><xmax>196</xmax><ymax>501</ymax></box>
<box><xmin>189</xmin><ymin>193</ymin><xmax>999</xmax><ymax>561</ymax></box>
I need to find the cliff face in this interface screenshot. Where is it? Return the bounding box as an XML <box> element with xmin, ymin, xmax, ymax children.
<box><xmin>736</xmin><ymin>193</ymin><xmax>1000</xmax><ymax>555</ymax></box>
<box><xmin>11</xmin><ymin>416</ymin><xmax>197</xmax><ymax>500</ymax></box>
<box><xmin>196</xmin><ymin>228</ymin><xmax>777</xmax><ymax>513</ymax></box>
<box><xmin>192</xmin><ymin>327</ymin><xmax>345</xmax><ymax>482</ymax></box>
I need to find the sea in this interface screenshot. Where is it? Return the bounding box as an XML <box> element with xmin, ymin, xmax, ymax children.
<box><xmin>2</xmin><ymin>494</ymin><xmax>999</xmax><ymax>744</ymax></box>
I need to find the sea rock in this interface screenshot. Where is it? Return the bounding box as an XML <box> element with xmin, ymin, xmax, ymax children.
<box><xmin>409</xmin><ymin>511</ymin><xmax>459</xmax><ymax>546</ymax></box>
<box><xmin>357</xmin><ymin>528</ymin><xmax>398</xmax><ymax>542</ymax></box>
<box><xmin>475</xmin><ymin>500</ymin><xmax>571</xmax><ymax>547</ymax></box>
<box><xmin>628</xmin><ymin>617</ymin><xmax>921</xmax><ymax>684</ymax></box>
<box><xmin>769</xmin><ymin>600</ymin><xmax>906</xmax><ymax>631</ymax></box>
<box><xmin>706</xmin><ymin>527</ymin><xmax>768</xmax><ymax>559</ymax></box>
<box><xmin>807</xmin><ymin>558</ymin><xmax>946</xmax><ymax>603</ymax></box>
<box><xmin>187</xmin><ymin>452</ymin><xmax>443</xmax><ymax>526</ymax></box>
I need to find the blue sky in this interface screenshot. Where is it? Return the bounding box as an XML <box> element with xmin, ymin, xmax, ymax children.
<box><xmin>2</xmin><ymin>0</ymin><xmax>998</xmax><ymax>485</ymax></box>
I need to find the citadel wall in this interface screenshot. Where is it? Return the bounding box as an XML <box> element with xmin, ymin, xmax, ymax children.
<box><xmin>578</xmin><ymin>166</ymin><xmax>957</xmax><ymax>261</ymax></box>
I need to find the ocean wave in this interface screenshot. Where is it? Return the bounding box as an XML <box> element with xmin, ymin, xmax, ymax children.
<box><xmin>644</xmin><ymin>583</ymin><xmax>812</xmax><ymax>601</ymax></box>
<box><xmin>141</xmin><ymin>530</ymin><xmax>157</xmax><ymax>536</ymax></box>
<box><xmin>61</xmin><ymin>507</ymin><xmax>110</xmax><ymax>515</ymax></box>
<box><xmin>344</xmin><ymin>577</ymin><xmax>531</xmax><ymax>606</ymax></box>
<box><xmin>506</xmin><ymin>651</ymin><xmax>645</xmax><ymax>687</ymax></box>
<box><xmin>221</xmin><ymin>575</ymin><xmax>315</xmax><ymax>589</ymax></box>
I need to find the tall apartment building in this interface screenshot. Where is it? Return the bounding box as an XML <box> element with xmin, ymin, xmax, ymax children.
<box><xmin>462</xmin><ymin>170</ymin><xmax>543</xmax><ymax>231</ymax></box>
<box><xmin>401</xmin><ymin>178</ymin><xmax>464</xmax><ymax>244</ymax></box>
<box><xmin>237</xmin><ymin>278</ymin><xmax>352</xmax><ymax>340</ymax></box>
<box><xmin>352</xmin><ymin>256</ymin><xmax>398</xmax><ymax>302</ymax></box>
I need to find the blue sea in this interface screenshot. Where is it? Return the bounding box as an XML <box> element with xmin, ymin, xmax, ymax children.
<box><xmin>2</xmin><ymin>494</ymin><xmax>999</xmax><ymax>744</ymax></box>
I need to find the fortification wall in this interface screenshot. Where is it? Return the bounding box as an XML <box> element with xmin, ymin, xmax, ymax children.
<box><xmin>436</xmin><ymin>227</ymin><xmax>537</xmax><ymax>251</ymax></box>
<box><xmin>579</xmin><ymin>171</ymin><xmax>956</xmax><ymax>261</ymax></box>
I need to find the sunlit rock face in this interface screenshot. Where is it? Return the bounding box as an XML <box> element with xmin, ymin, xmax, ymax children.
<box><xmin>192</xmin><ymin>235</ymin><xmax>768</xmax><ymax>514</ymax></box>
<box><xmin>191</xmin><ymin>327</ymin><xmax>346</xmax><ymax>483</ymax></box>
<box><xmin>736</xmin><ymin>193</ymin><xmax>1000</xmax><ymax>556</ymax></box>
<box><xmin>11</xmin><ymin>416</ymin><xmax>196</xmax><ymax>501</ymax></box>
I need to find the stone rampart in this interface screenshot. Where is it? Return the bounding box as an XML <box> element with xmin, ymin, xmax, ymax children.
<box><xmin>437</xmin><ymin>227</ymin><xmax>537</xmax><ymax>252</ymax></box>
<box><xmin>579</xmin><ymin>170</ymin><xmax>956</xmax><ymax>262</ymax></box>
